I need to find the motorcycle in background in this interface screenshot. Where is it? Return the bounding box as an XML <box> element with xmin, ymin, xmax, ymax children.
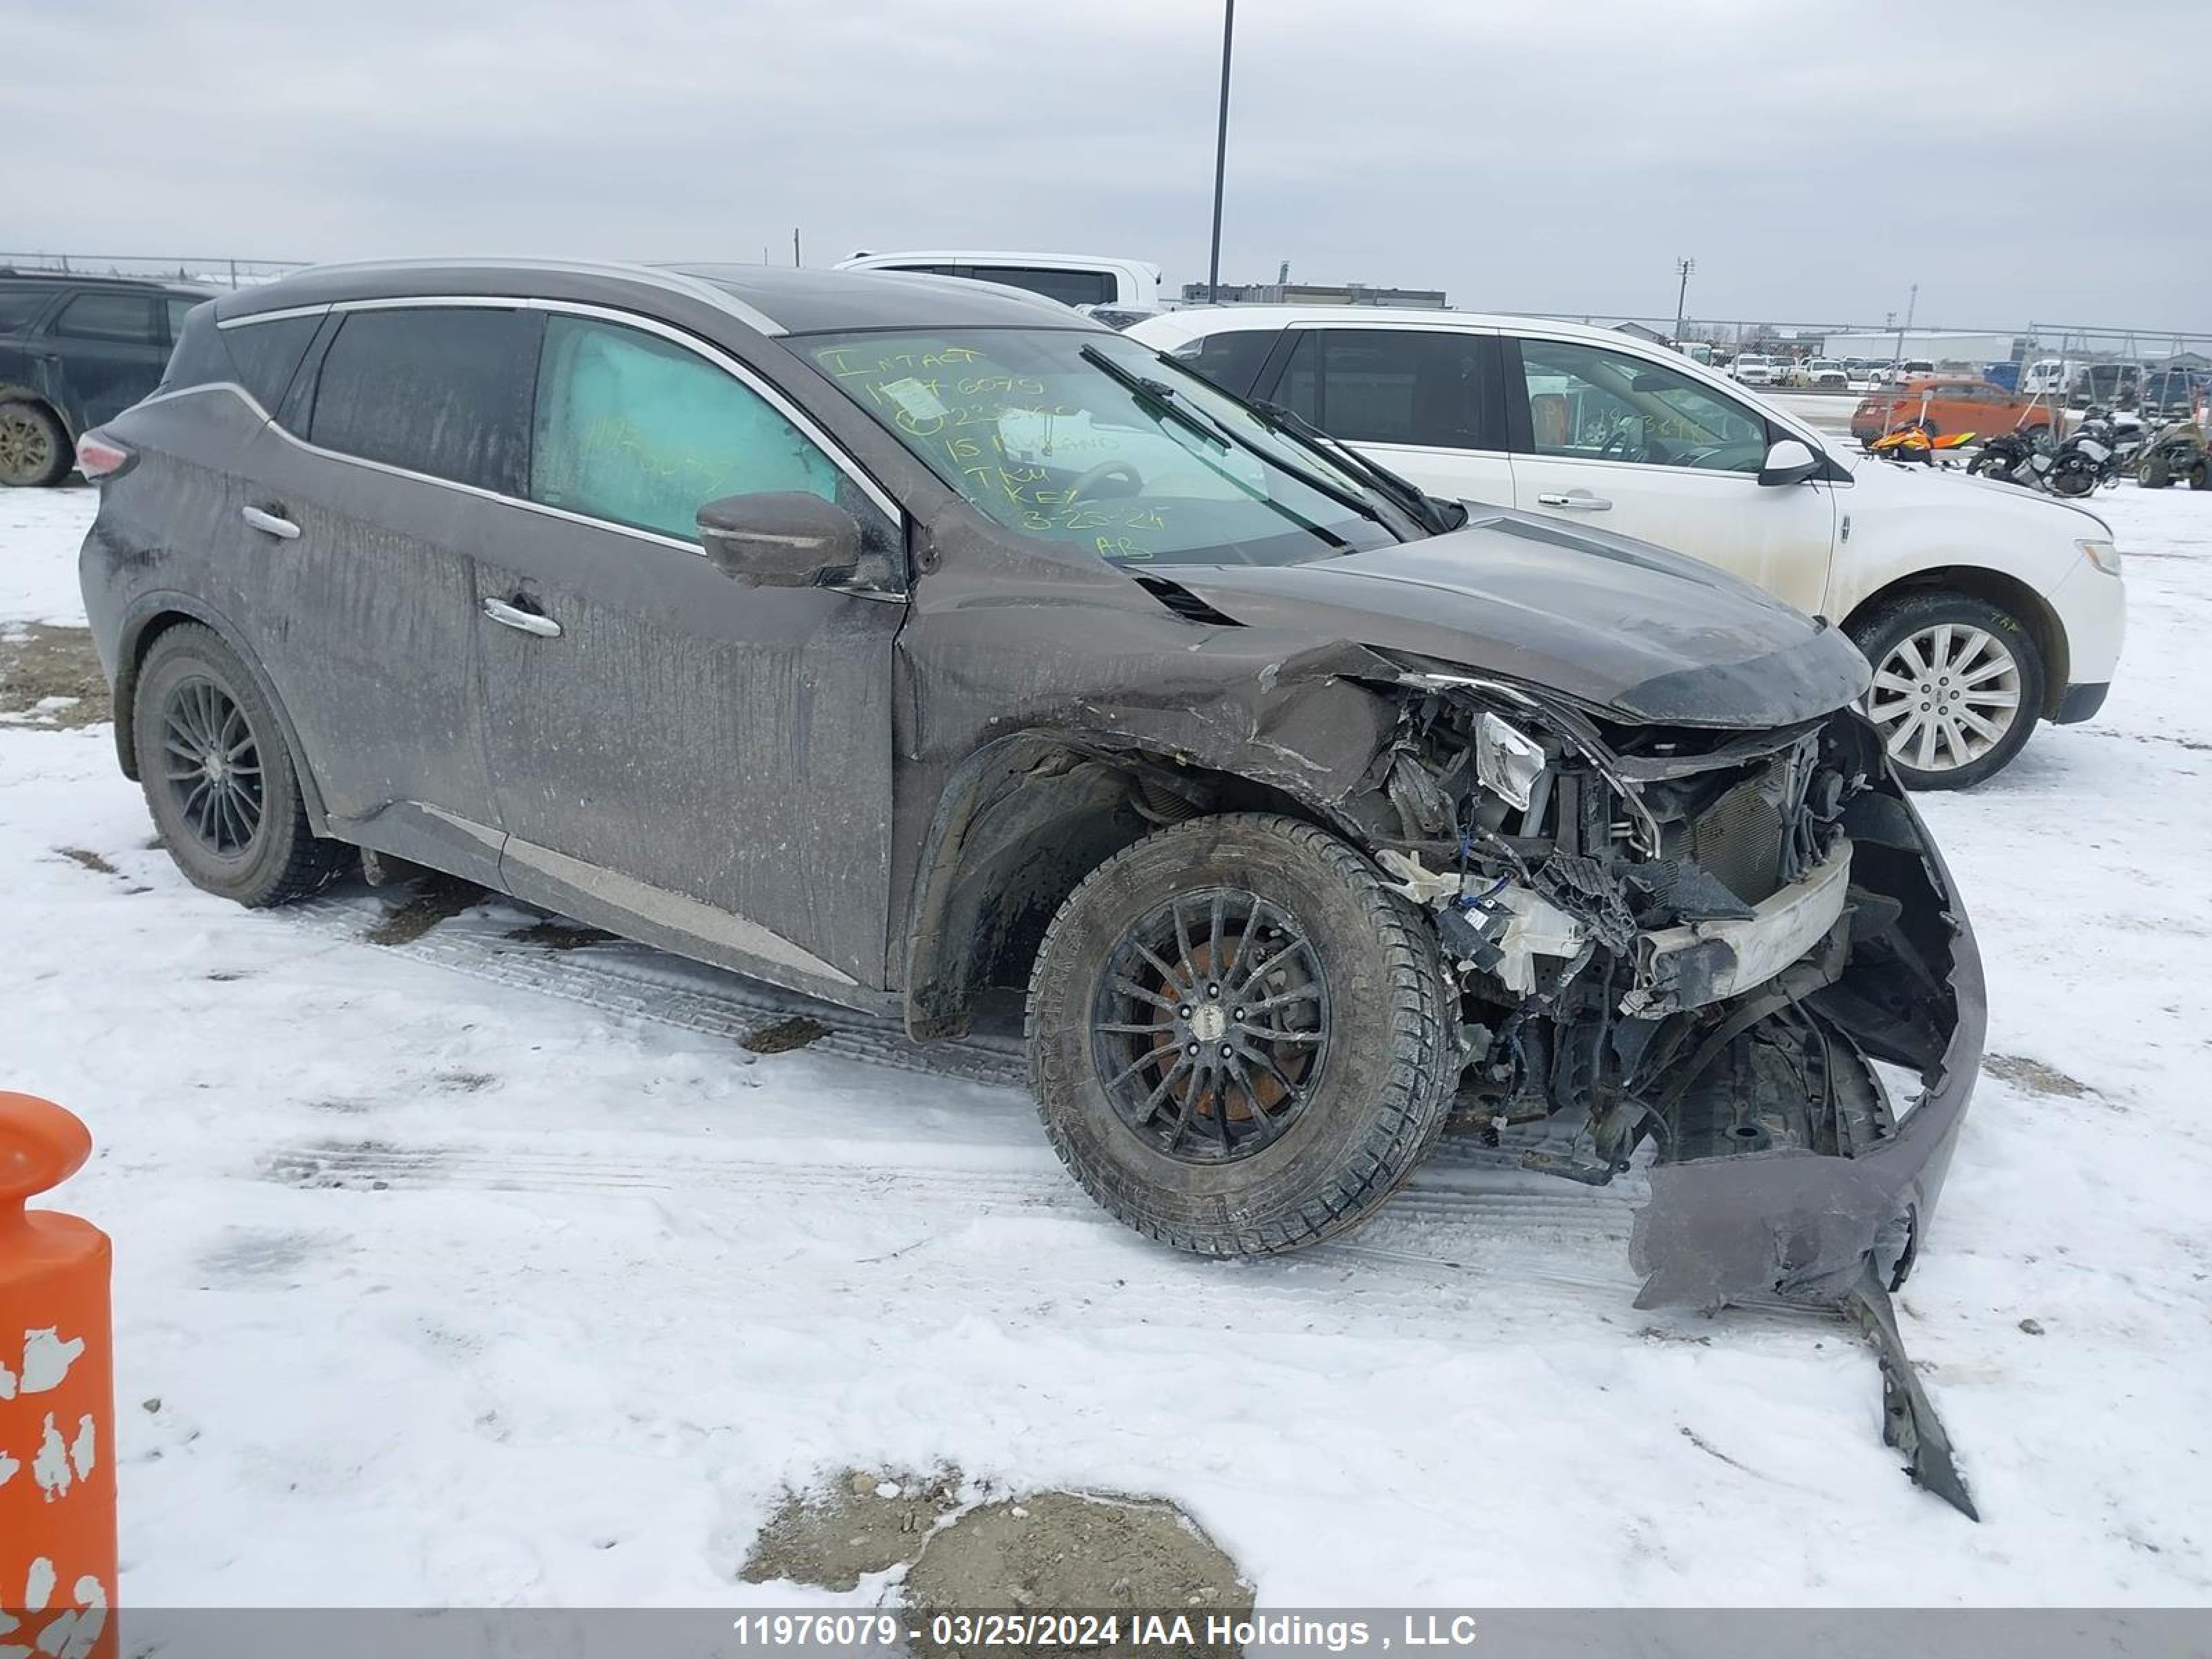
<box><xmin>2047</xmin><ymin>407</ymin><xmax>2144</xmax><ymax>497</ymax></box>
<box><xmin>1968</xmin><ymin>423</ymin><xmax>2059</xmax><ymax>486</ymax></box>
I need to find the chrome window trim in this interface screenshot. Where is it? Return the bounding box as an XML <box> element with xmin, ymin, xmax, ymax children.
<box><xmin>259</xmin><ymin>294</ymin><xmax>901</xmax><ymax>528</ymax></box>
<box><xmin>216</xmin><ymin>258</ymin><xmax>785</xmax><ymax>337</ymax></box>
<box><xmin>135</xmin><ymin>299</ymin><xmax>910</xmax><ymax>573</ymax></box>
<box><xmin>217</xmin><ymin>303</ymin><xmax>332</xmax><ymax>330</ymax></box>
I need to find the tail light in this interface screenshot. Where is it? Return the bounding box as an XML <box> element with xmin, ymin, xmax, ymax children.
<box><xmin>75</xmin><ymin>431</ymin><xmax>133</xmax><ymax>480</ymax></box>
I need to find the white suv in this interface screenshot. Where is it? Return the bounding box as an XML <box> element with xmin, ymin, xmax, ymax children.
<box><xmin>1730</xmin><ymin>354</ymin><xmax>1780</xmax><ymax>386</ymax></box>
<box><xmin>1130</xmin><ymin>306</ymin><xmax>2125</xmax><ymax>788</ymax></box>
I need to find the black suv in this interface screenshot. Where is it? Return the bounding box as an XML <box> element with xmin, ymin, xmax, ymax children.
<box><xmin>1</xmin><ymin>270</ymin><xmax>215</xmax><ymax>486</ymax></box>
<box><xmin>77</xmin><ymin>260</ymin><xmax>1983</xmax><ymax>1311</ymax></box>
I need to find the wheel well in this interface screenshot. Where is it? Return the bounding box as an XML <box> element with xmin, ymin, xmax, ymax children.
<box><xmin>113</xmin><ymin>610</ymin><xmax>328</xmax><ymax>832</ymax></box>
<box><xmin>1844</xmin><ymin>567</ymin><xmax>2070</xmax><ymax>716</ymax></box>
<box><xmin>0</xmin><ymin>386</ymin><xmax>69</xmax><ymax>438</ymax></box>
<box><xmin>111</xmin><ymin>610</ymin><xmax>200</xmax><ymax>780</ymax></box>
<box><xmin>901</xmin><ymin>738</ymin><xmax>1331</xmax><ymax>1040</ymax></box>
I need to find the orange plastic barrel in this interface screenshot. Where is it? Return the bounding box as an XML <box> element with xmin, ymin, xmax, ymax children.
<box><xmin>0</xmin><ymin>1093</ymin><xmax>115</xmax><ymax>1657</ymax></box>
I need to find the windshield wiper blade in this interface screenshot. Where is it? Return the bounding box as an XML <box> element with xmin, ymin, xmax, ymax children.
<box><xmin>1079</xmin><ymin>345</ymin><xmax>1390</xmax><ymax>533</ymax></box>
<box><xmin>1078</xmin><ymin>344</ymin><xmax>1232</xmax><ymax>450</ymax></box>
<box><xmin>1251</xmin><ymin>399</ymin><xmax>1465</xmax><ymax>534</ymax></box>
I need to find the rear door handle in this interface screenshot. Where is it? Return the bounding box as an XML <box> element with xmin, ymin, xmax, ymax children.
<box><xmin>482</xmin><ymin>596</ymin><xmax>562</xmax><ymax>639</ymax></box>
<box><xmin>241</xmin><ymin>505</ymin><xmax>300</xmax><ymax>538</ymax></box>
<box><xmin>1536</xmin><ymin>491</ymin><xmax>1611</xmax><ymax>511</ymax></box>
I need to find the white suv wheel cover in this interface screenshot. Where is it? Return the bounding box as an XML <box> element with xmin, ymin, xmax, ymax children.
<box><xmin>1865</xmin><ymin>624</ymin><xmax>2022</xmax><ymax>772</ymax></box>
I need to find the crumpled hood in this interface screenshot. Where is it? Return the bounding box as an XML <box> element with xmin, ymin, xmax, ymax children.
<box><xmin>1169</xmin><ymin>506</ymin><xmax>1871</xmax><ymax>727</ymax></box>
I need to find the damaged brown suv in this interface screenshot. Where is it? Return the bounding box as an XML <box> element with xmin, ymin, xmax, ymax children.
<box><xmin>79</xmin><ymin>261</ymin><xmax>1984</xmax><ymax>1318</ymax></box>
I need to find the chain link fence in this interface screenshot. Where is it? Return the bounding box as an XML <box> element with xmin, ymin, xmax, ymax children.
<box><xmin>0</xmin><ymin>253</ymin><xmax>308</xmax><ymax>290</ymax></box>
<box><xmin>1514</xmin><ymin>309</ymin><xmax>2211</xmax><ymax>367</ymax></box>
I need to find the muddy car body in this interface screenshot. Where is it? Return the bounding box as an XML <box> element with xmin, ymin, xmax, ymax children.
<box><xmin>77</xmin><ymin>261</ymin><xmax>1983</xmax><ymax>1314</ymax></box>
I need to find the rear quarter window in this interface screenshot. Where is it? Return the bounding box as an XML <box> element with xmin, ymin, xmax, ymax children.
<box><xmin>159</xmin><ymin>309</ymin><xmax>321</xmax><ymax>413</ymax></box>
<box><xmin>306</xmin><ymin>306</ymin><xmax>536</xmax><ymax>494</ymax></box>
<box><xmin>53</xmin><ymin>291</ymin><xmax>162</xmax><ymax>343</ymax></box>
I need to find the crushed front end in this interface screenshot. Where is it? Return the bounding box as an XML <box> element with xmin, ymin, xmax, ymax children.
<box><xmin>1365</xmin><ymin>668</ymin><xmax>1985</xmax><ymax>1314</ymax></box>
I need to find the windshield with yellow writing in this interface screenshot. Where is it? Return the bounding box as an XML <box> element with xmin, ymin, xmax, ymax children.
<box><xmin>802</xmin><ymin>329</ymin><xmax>1405</xmax><ymax>567</ymax></box>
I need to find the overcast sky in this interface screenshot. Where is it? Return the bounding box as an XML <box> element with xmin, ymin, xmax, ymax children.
<box><xmin>10</xmin><ymin>0</ymin><xmax>2207</xmax><ymax>333</ymax></box>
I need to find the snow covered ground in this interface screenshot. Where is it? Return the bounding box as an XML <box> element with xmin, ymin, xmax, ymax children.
<box><xmin>3</xmin><ymin>480</ymin><xmax>2209</xmax><ymax>1606</ymax></box>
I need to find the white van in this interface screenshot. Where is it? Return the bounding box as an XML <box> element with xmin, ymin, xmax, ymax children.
<box><xmin>834</xmin><ymin>250</ymin><xmax>1164</xmax><ymax>316</ymax></box>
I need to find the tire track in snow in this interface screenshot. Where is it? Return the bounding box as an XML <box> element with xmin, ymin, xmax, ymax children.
<box><xmin>278</xmin><ymin>886</ymin><xmax>1686</xmax><ymax>1306</ymax></box>
<box><xmin>291</xmin><ymin>890</ymin><xmax>1030</xmax><ymax>1089</ymax></box>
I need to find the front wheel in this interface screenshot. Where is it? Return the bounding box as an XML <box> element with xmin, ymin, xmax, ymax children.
<box><xmin>1026</xmin><ymin>813</ymin><xmax>1454</xmax><ymax>1257</ymax></box>
<box><xmin>1852</xmin><ymin>593</ymin><xmax>2045</xmax><ymax>789</ymax></box>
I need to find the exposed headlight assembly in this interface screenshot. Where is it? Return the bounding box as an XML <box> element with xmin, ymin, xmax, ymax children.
<box><xmin>1476</xmin><ymin>713</ymin><xmax>1546</xmax><ymax>812</ymax></box>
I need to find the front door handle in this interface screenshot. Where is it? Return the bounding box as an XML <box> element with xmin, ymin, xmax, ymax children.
<box><xmin>1535</xmin><ymin>491</ymin><xmax>1612</xmax><ymax>511</ymax></box>
<box><xmin>482</xmin><ymin>596</ymin><xmax>562</xmax><ymax>639</ymax></box>
<box><xmin>241</xmin><ymin>505</ymin><xmax>301</xmax><ymax>539</ymax></box>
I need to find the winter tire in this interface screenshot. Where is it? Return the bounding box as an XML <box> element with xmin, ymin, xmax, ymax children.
<box><xmin>1852</xmin><ymin>592</ymin><xmax>2045</xmax><ymax>790</ymax></box>
<box><xmin>1026</xmin><ymin>812</ymin><xmax>1454</xmax><ymax>1257</ymax></box>
<box><xmin>0</xmin><ymin>400</ymin><xmax>71</xmax><ymax>488</ymax></box>
<box><xmin>131</xmin><ymin>623</ymin><xmax>348</xmax><ymax>906</ymax></box>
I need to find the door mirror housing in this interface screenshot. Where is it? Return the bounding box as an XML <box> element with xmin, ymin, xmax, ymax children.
<box><xmin>1759</xmin><ymin>438</ymin><xmax>1821</xmax><ymax>487</ymax></box>
<box><xmin>697</xmin><ymin>493</ymin><xmax>863</xmax><ymax>587</ymax></box>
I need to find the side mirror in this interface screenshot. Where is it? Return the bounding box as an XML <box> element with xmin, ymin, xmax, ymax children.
<box><xmin>697</xmin><ymin>493</ymin><xmax>862</xmax><ymax>587</ymax></box>
<box><xmin>1759</xmin><ymin>438</ymin><xmax>1821</xmax><ymax>487</ymax></box>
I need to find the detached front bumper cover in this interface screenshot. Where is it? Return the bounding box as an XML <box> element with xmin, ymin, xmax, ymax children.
<box><xmin>1628</xmin><ymin>781</ymin><xmax>1987</xmax><ymax>1515</ymax></box>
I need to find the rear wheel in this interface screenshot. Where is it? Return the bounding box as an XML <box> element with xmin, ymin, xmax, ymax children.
<box><xmin>2142</xmin><ymin>454</ymin><xmax>2171</xmax><ymax>488</ymax></box>
<box><xmin>0</xmin><ymin>400</ymin><xmax>71</xmax><ymax>487</ymax></box>
<box><xmin>2191</xmin><ymin>460</ymin><xmax>2209</xmax><ymax>491</ymax></box>
<box><xmin>1026</xmin><ymin>813</ymin><xmax>1454</xmax><ymax>1257</ymax></box>
<box><xmin>1852</xmin><ymin>593</ymin><xmax>2045</xmax><ymax>789</ymax></box>
<box><xmin>131</xmin><ymin>624</ymin><xmax>348</xmax><ymax>906</ymax></box>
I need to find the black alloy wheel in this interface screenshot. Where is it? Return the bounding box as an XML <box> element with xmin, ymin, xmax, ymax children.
<box><xmin>1089</xmin><ymin>887</ymin><xmax>1331</xmax><ymax>1164</ymax></box>
<box><xmin>158</xmin><ymin>676</ymin><xmax>266</xmax><ymax>858</ymax></box>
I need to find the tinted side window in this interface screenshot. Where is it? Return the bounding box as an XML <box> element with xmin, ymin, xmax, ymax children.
<box><xmin>1293</xmin><ymin>330</ymin><xmax>1487</xmax><ymax>448</ymax></box>
<box><xmin>0</xmin><ymin>287</ymin><xmax>61</xmax><ymax>332</ymax></box>
<box><xmin>54</xmin><ymin>292</ymin><xmax>162</xmax><ymax>343</ymax></box>
<box><xmin>1275</xmin><ymin>330</ymin><xmax>1322</xmax><ymax>425</ymax></box>
<box><xmin>308</xmin><ymin>307</ymin><xmax>534</xmax><ymax>492</ymax></box>
<box><xmin>964</xmin><ymin>265</ymin><xmax>1114</xmax><ymax>308</ymax></box>
<box><xmin>1166</xmin><ymin>329</ymin><xmax>1278</xmax><ymax>397</ymax></box>
<box><xmin>165</xmin><ymin>298</ymin><xmax>197</xmax><ymax>339</ymax></box>
<box><xmin>530</xmin><ymin>315</ymin><xmax>892</xmax><ymax>547</ymax></box>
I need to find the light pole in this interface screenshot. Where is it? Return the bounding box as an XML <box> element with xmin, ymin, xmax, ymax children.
<box><xmin>1673</xmin><ymin>256</ymin><xmax>1696</xmax><ymax>344</ymax></box>
<box><xmin>1207</xmin><ymin>0</ymin><xmax>1235</xmax><ymax>303</ymax></box>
